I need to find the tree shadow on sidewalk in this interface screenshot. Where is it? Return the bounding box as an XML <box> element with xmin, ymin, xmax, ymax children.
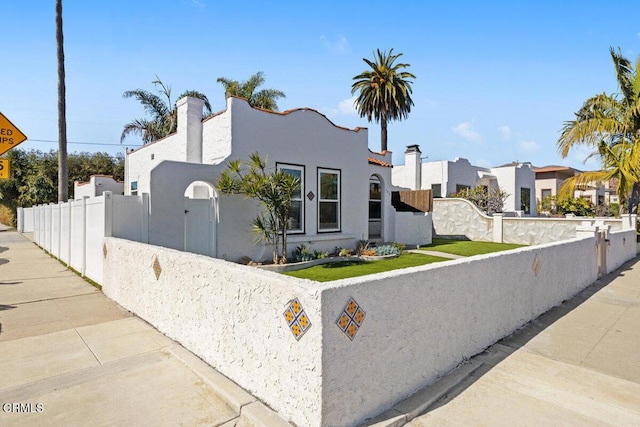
<box><xmin>422</xmin><ymin>255</ymin><xmax>640</xmax><ymax>415</ymax></box>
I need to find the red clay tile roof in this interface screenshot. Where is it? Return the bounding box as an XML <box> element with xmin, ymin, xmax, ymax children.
<box><xmin>368</xmin><ymin>156</ymin><xmax>393</xmax><ymax>168</ymax></box>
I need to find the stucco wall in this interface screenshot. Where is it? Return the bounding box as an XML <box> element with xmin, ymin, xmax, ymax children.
<box><xmin>125</xmin><ymin>132</ymin><xmax>184</xmax><ymax>196</ymax></box>
<box><xmin>99</xmin><ymin>232</ymin><xmax>622</xmax><ymax>427</ymax></box>
<box><xmin>606</xmin><ymin>229</ymin><xmax>638</xmax><ymax>273</ymax></box>
<box><xmin>434</xmin><ymin>198</ymin><xmax>625</xmax><ymax>245</ymax></box>
<box><xmin>102</xmin><ymin>238</ymin><xmax>323</xmax><ymax>427</ymax></box>
<box><xmin>202</xmin><ymin>109</ymin><xmax>232</xmax><ymax>164</ymax></box>
<box><xmin>394</xmin><ymin>212</ymin><xmax>433</xmax><ymax>245</ymax></box>
<box><xmin>432</xmin><ymin>198</ymin><xmax>493</xmax><ymax>241</ymax></box>
<box><xmin>318</xmin><ymin>237</ymin><xmax>598</xmax><ymax>426</ymax></box>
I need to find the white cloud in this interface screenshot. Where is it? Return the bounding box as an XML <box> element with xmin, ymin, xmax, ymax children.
<box><xmin>337</xmin><ymin>97</ymin><xmax>358</xmax><ymax>116</ymax></box>
<box><xmin>518</xmin><ymin>140</ymin><xmax>540</xmax><ymax>153</ymax></box>
<box><xmin>320</xmin><ymin>35</ymin><xmax>349</xmax><ymax>54</ymax></box>
<box><xmin>497</xmin><ymin>125</ymin><xmax>511</xmax><ymax>141</ymax></box>
<box><xmin>452</xmin><ymin>121</ymin><xmax>482</xmax><ymax>143</ymax></box>
<box><xmin>190</xmin><ymin>0</ymin><xmax>206</xmax><ymax>9</ymax></box>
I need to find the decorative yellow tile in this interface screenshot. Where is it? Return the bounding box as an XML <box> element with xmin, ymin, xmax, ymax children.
<box><xmin>283</xmin><ymin>298</ymin><xmax>311</xmax><ymax>340</ymax></box>
<box><xmin>153</xmin><ymin>256</ymin><xmax>162</xmax><ymax>280</ymax></box>
<box><xmin>336</xmin><ymin>298</ymin><xmax>366</xmax><ymax>341</ymax></box>
<box><xmin>337</xmin><ymin>313</ymin><xmax>350</xmax><ymax>331</ymax></box>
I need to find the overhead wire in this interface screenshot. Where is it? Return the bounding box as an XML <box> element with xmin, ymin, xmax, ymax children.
<box><xmin>26</xmin><ymin>138</ymin><xmax>142</xmax><ymax>147</ymax></box>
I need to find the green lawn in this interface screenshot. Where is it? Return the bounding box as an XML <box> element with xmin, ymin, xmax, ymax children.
<box><xmin>419</xmin><ymin>238</ymin><xmax>525</xmax><ymax>257</ymax></box>
<box><xmin>283</xmin><ymin>253</ymin><xmax>449</xmax><ymax>282</ymax></box>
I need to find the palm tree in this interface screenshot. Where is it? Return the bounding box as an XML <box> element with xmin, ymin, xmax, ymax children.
<box><xmin>121</xmin><ymin>77</ymin><xmax>212</xmax><ymax>144</ymax></box>
<box><xmin>558</xmin><ymin>47</ymin><xmax>640</xmax><ymax>213</ymax></box>
<box><xmin>352</xmin><ymin>48</ymin><xmax>416</xmax><ymax>152</ymax></box>
<box><xmin>216</xmin><ymin>72</ymin><xmax>285</xmax><ymax>111</ymax></box>
<box><xmin>56</xmin><ymin>0</ymin><xmax>68</xmax><ymax>201</ymax></box>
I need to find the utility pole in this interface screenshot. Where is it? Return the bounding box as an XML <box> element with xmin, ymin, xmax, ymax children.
<box><xmin>56</xmin><ymin>0</ymin><xmax>68</xmax><ymax>201</ymax></box>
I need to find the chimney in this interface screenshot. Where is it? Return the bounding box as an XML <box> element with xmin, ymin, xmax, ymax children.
<box><xmin>177</xmin><ymin>97</ymin><xmax>205</xmax><ymax>163</ymax></box>
<box><xmin>404</xmin><ymin>144</ymin><xmax>422</xmax><ymax>190</ymax></box>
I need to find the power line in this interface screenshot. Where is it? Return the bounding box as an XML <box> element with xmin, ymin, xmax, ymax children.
<box><xmin>27</xmin><ymin>138</ymin><xmax>142</xmax><ymax>147</ymax></box>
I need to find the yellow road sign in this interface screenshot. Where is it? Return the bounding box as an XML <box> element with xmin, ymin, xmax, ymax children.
<box><xmin>0</xmin><ymin>159</ymin><xmax>9</xmax><ymax>179</ymax></box>
<box><xmin>0</xmin><ymin>112</ymin><xmax>28</xmax><ymax>156</ymax></box>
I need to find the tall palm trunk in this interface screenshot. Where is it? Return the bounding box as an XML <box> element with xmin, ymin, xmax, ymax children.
<box><xmin>380</xmin><ymin>117</ymin><xmax>388</xmax><ymax>152</ymax></box>
<box><xmin>56</xmin><ymin>0</ymin><xmax>68</xmax><ymax>201</ymax></box>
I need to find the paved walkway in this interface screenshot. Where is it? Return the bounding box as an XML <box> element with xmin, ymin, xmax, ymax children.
<box><xmin>0</xmin><ymin>231</ymin><xmax>290</xmax><ymax>427</ymax></box>
<box><xmin>368</xmin><ymin>254</ymin><xmax>640</xmax><ymax>426</ymax></box>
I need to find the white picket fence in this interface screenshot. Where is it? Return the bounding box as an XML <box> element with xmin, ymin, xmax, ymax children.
<box><xmin>18</xmin><ymin>192</ymin><xmax>148</xmax><ymax>284</ymax></box>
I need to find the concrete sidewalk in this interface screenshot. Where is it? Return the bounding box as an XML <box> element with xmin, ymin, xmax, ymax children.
<box><xmin>368</xmin><ymin>255</ymin><xmax>640</xmax><ymax>426</ymax></box>
<box><xmin>0</xmin><ymin>231</ymin><xmax>290</xmax><ymax>427</ymax></box>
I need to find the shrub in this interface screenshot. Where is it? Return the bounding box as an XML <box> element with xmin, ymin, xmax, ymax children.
<box><xmin>314</xmin><ymin>249</ymin><xmax>329</xmax><ymax>259</ymax></box>
<box><xmin>338</xmin><ymin>248</ymin><xmax>352</xmax><ymax>257</ymax></box>
<box><xmin>391</xmin><ymin>242</ymin><xmax>406</xmax><ymax>253</ymax></box>
<box><xmin>374</xmin><ymin>245</ymin><xmax>401</xmax><ymax>256</ymax></box>
<box><xmin>292</xmin><ymin>244</ymin><xmax>314</xmax><ymax>262</ymax></box>
<box><xmin>0</xmin><ymin>204</ymin><xmax>14</xmax><ymax>227</ymax></box>
<box><xmin>451</xmin><ymin>185</ymin><xmax>509</xmax><ymax>214</ymax></box>
<box><xmin>355</xmin><ymin>240</ymin><xmax>371</xmax><ymax>256</ymax></box>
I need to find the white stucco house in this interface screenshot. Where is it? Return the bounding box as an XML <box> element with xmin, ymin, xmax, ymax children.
<box><xmin>125</xmin><ymin>96</ymin><xmax>432</xmax><ymax>262</ymax></box>
<box><xmin>392</xmin><ymin>145</ymin><xmax>537</xmax><ymax>215</ymax></box>
<box><xmin>74</xmin><ymin>175</ymin><xmax>124</xmax><ymax>200</ymax></box>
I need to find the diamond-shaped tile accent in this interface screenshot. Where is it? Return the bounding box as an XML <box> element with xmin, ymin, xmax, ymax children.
<box><xmin>306</xmin><ymin>191</ymin><xmax>315</xmax><ymax>201</ymax></box>
<box><xmin>283</xmin><ymin>298</ymin><xmax>311</xmax><ymax>340</ymax></box>
<box><xmin>532</xmin><ymin>255</ymin><xmax>541</xmax><ymax>276</ymax></box>
<box><xmin>103</xmin><ymin>243</ymin><xmax>108</xmax><ymax>259</ymax></box>
<box><xmin>336</xmin><ymin>297</ymin><xmax>366</xmax><ymax>341</ymax></box>
<box><xmin>153</xmin><ymin>256</ymin><xmax>162</xmax><ymax>280</ymax></box>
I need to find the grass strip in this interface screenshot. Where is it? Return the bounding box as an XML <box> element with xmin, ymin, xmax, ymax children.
<box><xmin>420</xmin><ymin>238</ymin><xmax>525</xmax><ymax>257</ymax></box>
<box><xmin>283</xmin><ymin>253</ymin><xmax>448</xmax><ymax>282</ymax></box>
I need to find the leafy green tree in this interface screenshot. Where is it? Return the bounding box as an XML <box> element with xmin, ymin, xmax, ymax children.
<box><xmin>217</xmin><ymin>152</ymin><xmax>300</xmax><ymax>264</ymax></box>
<box><xmin>216</xmin><ymin>72</ymin><xmax>286</xmax><ymax>111</ymax></box>
<box><xmin>352</xmin><ymin>49</ymin><xmax>416</xmax><ymax>152</ymax></box>
<box><xmin>558</xmin><ymin>47</ymin><xmax>640</xmax><ymax>213</ymax></box>
<box><xmin>0</xmin><ymin>149</ymin><xmax>125</xmax><ymax>219</ymax></box>
<box><xmin>539</xmin><ymin>195</ymin><xmax>595</xmax><ymax>217</ymax></box>
<box><xmin>121</xmin><ymin>77</ymin><xmax>212</xmax><ymax>144</ymax></box>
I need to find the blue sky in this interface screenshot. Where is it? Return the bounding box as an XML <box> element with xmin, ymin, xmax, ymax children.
<box><xmin>2</xmin><ymin>1</ymin><xmax>640</xmax><ymax>169</ymax></box>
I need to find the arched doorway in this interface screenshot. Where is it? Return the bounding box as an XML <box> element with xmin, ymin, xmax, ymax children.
<box><xmin>184</xmin><ymin>181</ymin><xmax>217</xmax><ymax>257</ymax></box>
<box><xmin>368</xmin><ymin>175</ymin><xmax>383</xmax><ymax>241</ymax></box>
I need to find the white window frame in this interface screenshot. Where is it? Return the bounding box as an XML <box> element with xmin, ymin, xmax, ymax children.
<box><xmin>277</xmin><ymin>163</ymin><xmax>305</xmax><ymax>234</ymax></box>
<box><xmin>130</xmin><ymin>181</ymin><xmax>138</xmax><ymax>196</ymax></box>
<box><xmin>317</xmin><ymin>168</ymin><xmax>341</xmax><ymax>232</ymax></box>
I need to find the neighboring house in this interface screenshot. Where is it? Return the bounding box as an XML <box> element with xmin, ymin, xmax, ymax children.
<box><xmin>125</xmin><ymin>96</ymin><xmax>432</xmax><ymax>262</ymax></box>
<box><xmin>392</xmin><ymin>145</ymin><xmax>537</xmax><ymax>215</ymax></box>
<box><xmin>74</xmin><ymin>175</ymin><xmax>124</xmax><ymax>199</ymax></box>
<box><xmin>534</xmin><ymin>165</ymin><xmax>606</xmax><ymax>206</ymax></box>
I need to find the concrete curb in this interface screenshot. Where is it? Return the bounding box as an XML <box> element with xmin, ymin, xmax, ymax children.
<box><xmin>360</xmin><ymin>360</ymin><xmax>484</xmax><ymax>426</ymax></box>
<box><xmin>167</xmin><ymin>344</ymin><xmax>292</xmax><ymax>426</ymax></box>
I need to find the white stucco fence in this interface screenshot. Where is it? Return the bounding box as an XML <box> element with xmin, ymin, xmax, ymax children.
<box><xmin>433</xmin><ymin>198</ymin><xmax>634</xmax><ymax>245</ymax></box>
<box><xmin>102</xmin><ymin>231</ymin><xmax>637</xmax><ymax>427</ymax></box>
